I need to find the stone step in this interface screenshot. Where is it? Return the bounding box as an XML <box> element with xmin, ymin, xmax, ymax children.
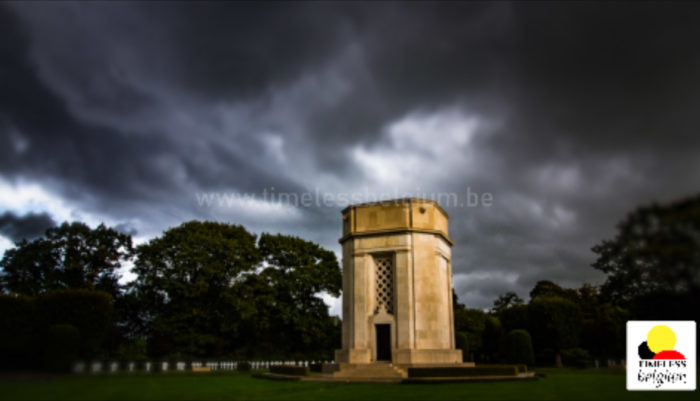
<box><xmin>334</xmin><ymin>370</ymin><xmax>403</xmax><ymax>378</ymax></box>
<box><xmin>338</xmin><ymin>363</ymin><xmax>394</xmax><ymax>369</ymax></box>
<box><xmin>391</xmin><ymin>365</ymin><xmax>408</xmax><ymax>378</ymax></box>
<box><xmin>334</xmin><ymin>372</ymin><xmax>403</xmax><ymax>378</ymax></box>
<box><xmin>333</xmin><ymin>363</ymin><xmax>406</xmax><ymax>379</ymax></box>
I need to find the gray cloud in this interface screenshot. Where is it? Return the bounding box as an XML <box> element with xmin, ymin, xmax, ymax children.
<box><xmin>0</xmin><ymin>211</ymin><xmax>55</xmax><ymax>242</ymax></box>
<box><xmin>1</xmin><ymin>2</ymin><xmax>699</xmax><ymax>308</ymax></box>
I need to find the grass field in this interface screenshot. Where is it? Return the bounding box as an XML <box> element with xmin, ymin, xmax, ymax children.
<box><xmin>0</xmin><ymin>368</ymin><xmax>696</xmax><ymax>400</ymax></box>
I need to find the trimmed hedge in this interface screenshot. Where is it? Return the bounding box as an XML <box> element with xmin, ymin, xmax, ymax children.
<box><xmin>36</xmin><ymin>289</ymin><xmax>113</xmax><ymax>359</ymax></box>
<box><xmin>269</xmin><ymin>365</ymin><xmax>309</xmax><ymax>376</ymax></box>
<box><xmin>505</xmin><ymin>329</ymin><xmax>535</xmax><ymax>367</ymax></box>
<box><xmin>562</xmin><ymin>347</ymin><xmax>591</xmax><ymax>368</ymax></box>
<box><xmin>1</xmin><ymin>290</ymin><xmax>114</xmax><ymax>371</ymax></box>
<box><xmin>322</xmin><ymin>363</ymin><xmax>340</xmax><ymax>374</ymax></box>
<box><xmin>236</xmin><ymin>361</ymin><xmax>251</xmax><ymax>372</ymax></box>
<box><xmin>455</xmin><ymin>332</ymin><xmax>469</xmax><ymax>362</ymax></box>
<box><xmin>46</xmin><ymin>324</ymin><xmax>80</xmax><ymax>373</ymax></box>
<box><xmin>476</xmin><ymin>364</ymin><xmax>527</xmax><ymax>373</ymax></box>
<box><xmin>0</xmin><ymin>295</ymin><xmax>39</xmax><ymax>370</ymax></box>
<box><xmin>309</xmin><ymin>363</ymin><xmax>323</xmax><ymax>373</ymax></box>
<box><xmin>407</xmin><ymin>365</ymin><xmax>518</xmax><ymax>378</ymax></box>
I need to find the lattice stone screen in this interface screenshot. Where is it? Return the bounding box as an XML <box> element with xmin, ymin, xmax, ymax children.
<box><xmin>374</xmin><ymin>255</ymin><xmax>394</xmax><ymax>314</ymax></box>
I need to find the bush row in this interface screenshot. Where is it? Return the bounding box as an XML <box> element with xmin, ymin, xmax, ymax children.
<box><xmin>0</xmin><ymin>290</ymin><xmax>113</xmax><ymax>372</ymax></box>
<box><xmin>269</xmin><ymin>365</ymin><xmax>309</xmax><ymax>376</ymax></box>
<box><xmin>408</xmin><ymin>366</ymin><xmax>519</xmax><ymax>378</ymax></box>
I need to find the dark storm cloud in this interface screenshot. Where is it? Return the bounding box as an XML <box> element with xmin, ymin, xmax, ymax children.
<box><xmin>145</xmin><ymin>2</ymin><xmax>356</xmax><ymax>100</ymax></box>
<box><xmin>1</xmin><ymin>2</ymin><xmax>699</xmax><ymax>308</ymax></box>
<box><xmin>0</xmin><ymin>3</ymin><xmax>307</xmax><ymax>227</ymax></box>
<box><xmin>0</xmin><ymin>211</ymin><xmax>55</xmax><ymax>242</ymax></box>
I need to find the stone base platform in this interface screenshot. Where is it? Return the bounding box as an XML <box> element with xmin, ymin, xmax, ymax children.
<box><xmin>334</xmin><ymin>349</ymin><xmax>465</xmax><ymax>365</ymax></box>
<box><xmin>332</xmin><ymin>362</ymin><xmax>407</xmax><ymax>381</ymax></box>
<box><xmin>255</xmin><ymin>362</ymin><xmax>536</xmax><ymax>384</ymax></box>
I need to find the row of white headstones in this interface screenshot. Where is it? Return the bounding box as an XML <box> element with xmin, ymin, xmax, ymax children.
<box><xmin>72</xmin><ymin>360</ymin><xmax>332</xmax><ymax>374</ymax></box>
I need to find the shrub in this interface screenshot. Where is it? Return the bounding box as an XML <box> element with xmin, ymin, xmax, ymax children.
<box><xmin>562</xmin><ymin>347</ymin><xmax>591</xmax><ymax>368</ymax></box>
<box><xmin>505</xmin><ymin>329</ymin><xmax>535</xmax><ymax>367</ymax></box>
<box><xmin>237</xmin><ymin>361</ymin><xmax>251</xmax><ymax>372</ymax></box>
<box><xmin>309</xmin><ymin>363</ymin><xmax>323</xmax><ymax>373</ymax></box>
<box><xmin>535</xmin><ymin>347</ymin><xmax>556</xmax><ymax>366</ymax></box>
<box><xmin>115</xmin><ymin>338</ymin><xmax>148</xmax><ymax>361</ymax></box>
<box><xmin>153</xmin><ymin>360</ymin><xmax>168</xmax><ymax>372</ymax></box>
<box><xmin>0</xmin><ymin>295</ymin><xmax>39</xmax><ymax>370</ymax></box>
<box><xmin>455</xmin><ymin>331</ymin><xmax>469</xmax><ymax>362</ymax></box>
<box><xmin>408</xmin><ymin>366</ymin><xmax>518</xmax><ymax>378</ymax></box>
<box><xmin>46</xmin><ymin>324</ymin><xmax>80</xmax><ymax>373</ymax></box>
<box><xmin>270</xmin><ymin>365</ymin><xmax>309</xmax><ymax>376</ymax></box>
<box><xmin>477</xmin><ymin>364</ymin><xmax>528</xmax><ymax>373</ymax></box>
<box><xmin>481</xmin><ymin>315</ymin><xmax>505</xmax><ymax>363</ymax></box>
<box><xmin>36</xmin><ymin>289</ymin><xmax>114</xmax><ymax>359</ymax></box>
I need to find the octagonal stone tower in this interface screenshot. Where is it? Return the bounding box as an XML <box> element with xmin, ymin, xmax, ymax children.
<box><xmin>335</xmin><ymin>198</ymin><xmax>462</xmax><ymax>365</ymax></box>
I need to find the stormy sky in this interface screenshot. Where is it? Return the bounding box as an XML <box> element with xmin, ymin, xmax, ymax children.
<box><xmin>1</xmin><ymin>1</ymin><xmax>699</xmax><ymax>312</ymax></box>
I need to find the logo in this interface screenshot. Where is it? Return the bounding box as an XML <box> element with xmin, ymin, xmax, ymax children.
<box><xmin>627</xmin><ymin>321</ymin><xmax>695</xmax><ymax>391</ymax></box>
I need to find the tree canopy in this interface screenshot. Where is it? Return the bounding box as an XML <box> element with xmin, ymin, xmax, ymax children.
<box><xmin>0</xmin><ymin>222</ymin><xmax>132</xmax><ymax>297</ymax></box>
<box><xmin>592</xmin><ymin>195</ymin><xmax>700</xmax><ymax>320</ymax></box>
<box><xmin>5</xmin><ymin>189</ymin><xmax>695</xmax><ymax>369</ymax></box>
<box><xmin>129</xmin><ymin>222</ymin><xmax>341</xmax><ymax>359</ymax></box>
<box><xmin>131</xmin><ymin>221</ymin><xmax>261</xmax><ymax>357</ymax></box>
<box><xmin>491</xmin><ymin>291</ymin><xmax>524</xmax><ymax>314</ymax></box>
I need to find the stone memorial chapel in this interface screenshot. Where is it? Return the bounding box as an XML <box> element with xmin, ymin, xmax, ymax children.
<box><xmin>334</xmin><ymin>198</ymin><xmax>463</xmax><ymax>366</ymax></box>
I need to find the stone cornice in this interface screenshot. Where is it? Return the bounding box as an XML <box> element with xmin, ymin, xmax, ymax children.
<box><xmin>339</xmin><ymin>227</ymin><xmax>454</xmax><ymax>246</ymax></box>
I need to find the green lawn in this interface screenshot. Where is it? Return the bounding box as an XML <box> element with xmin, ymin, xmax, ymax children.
<box><xmin>0</xmin><ymin>368</ymin><xmax>696</xmax><ymax>400</ymax></box>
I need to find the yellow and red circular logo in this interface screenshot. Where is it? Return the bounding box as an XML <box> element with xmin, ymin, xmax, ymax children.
<box><xmin>638</xmin><ymin>325</ymin><xmax>686</xmax><ymax>360</ymax></box>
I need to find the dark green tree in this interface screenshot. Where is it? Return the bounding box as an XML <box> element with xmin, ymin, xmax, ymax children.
<box><xmin>491</xmin><ymin>291</ymin><xmax>523</xmax><ymax>314</ymax></box>
<box><xmin>252</xmin><ymin>233</ymin><xmax>342</xmax><ymax>359</ymax></box>
<box><xmin>0</xmin><ymin>222</ymin><xmax>132</xmax><ymax>298</ymax></box>
<box><xmin>131</xmin><ymin>221</ymin><xmax>260</xmax><ymax>357</ymax></box>
<box><xmin>529</xmin><ymin>280</ymin><xmax>578</xmax><ymax>302</ymax></box>
<box><xmin>527</xmin><ymin>296</ymin><xmax>582</xmax><ymax>367</ymax></box>
<box><xmin>498</xmin><ymin>303</ymin><xmax>529</xmax><ymax>333</ymax></box>
<box><xmin>455</xmin><ymin>331</ymin><xmax>469</xmax><ymax>362</ymax></box>
<box><xmin>481</xmin><ymin>315</ymin><xmax>505</xmax><ymax>363</ymax></box>
<box><xmin>37</xmin><ymin>289</ymin><xmax>114</xmax><ymax>359</ymax></box>
<box><xmin>591</xmin><ymin>195</ymin><xmax>700</xmax><ymax>320</ymax></box>
<box><xmin>580</xmin><ymin>301</ymin><xmax>626</xmax><ymax>362</ymax></box>
<box><xmin>454</xmin><ymin>307</ymin><xmax>487</xmax><ymax>362</ymax></box>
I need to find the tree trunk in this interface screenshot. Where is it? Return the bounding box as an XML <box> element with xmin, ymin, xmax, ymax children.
<box><xmin>555</xmin><ymin>352</ymin><xmax>563</xmax><ymax>368</ymax></box>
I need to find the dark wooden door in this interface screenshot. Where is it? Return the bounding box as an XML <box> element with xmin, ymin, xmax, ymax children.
<box><xmin>376</xmin><ymin>324</ymin><xmax>391</xmax><ymax>361</ymax></box>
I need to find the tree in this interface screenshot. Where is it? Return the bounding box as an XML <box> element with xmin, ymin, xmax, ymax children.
<box><xmin>498</xmin><ymin>304</ymin><xmax>528</xmax><ymax>334</ymax></box>
<box><xmin>131</xmin><ymin>221</ymin><xmax>260</xmax><ymax>358</ymax></box>
<box><xmin>452</xmin><ymin>289</ymin><xmax>464</xmax><ymax>310</ymax></box>
<box><xmin>529</xmin><ymin>280</ymin><xmax>577</xmax><ymax>302</ymax></box>
<box><xmin>579</xmin><ymin>301</ymin><xmax>626</xmax><ymax>362</ymax></box>
<box><xmin>491</xmin><ymin>291</ymin><xmax>523</xmax><ymax>314</ymax></box>
<box><xmin>453</xmin><ymin>308</ymin><xmax>487</xmax><ymax>362</ymax></box>
<box><xmin>505</xmin><ymin>329</ymin><xmax>535</xmax><ymax>366</ymax></box>
<box><xmin>492</xmin><ymin>292</ymin><xmax>527</xmax><ymax>338</ymax></box>
<box><xmin>251</xmin><ymin>233</ymin><xmax>342</xmax><ymax>359</ymax></box>
<box><xmin>455</xmin><ymin>332</ymin><xmax>469</xmax><ymax>362</ymax></box>
<box><xmin>481</xmin><ymin>315</ymin><xmax>505</xmax><ymax>363</ymax></box>
<box><xmin>591</xmin><ymin>195</ymin><xmax>700</xmax><ymax>321</ymax></box>
<box><xmin>0</xmin><ymin>222</ymin><xmax>132</xmax><ymax>298</ymax></box>
<box><xmin>257</xmin><ymin>233</ymin><xmax>341</xmax><ymax>299</ymax></box>
<box><xmin>527</xmin><ymin>296</ymin><xmax>582</xmax><ymax>367</ymax></box>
